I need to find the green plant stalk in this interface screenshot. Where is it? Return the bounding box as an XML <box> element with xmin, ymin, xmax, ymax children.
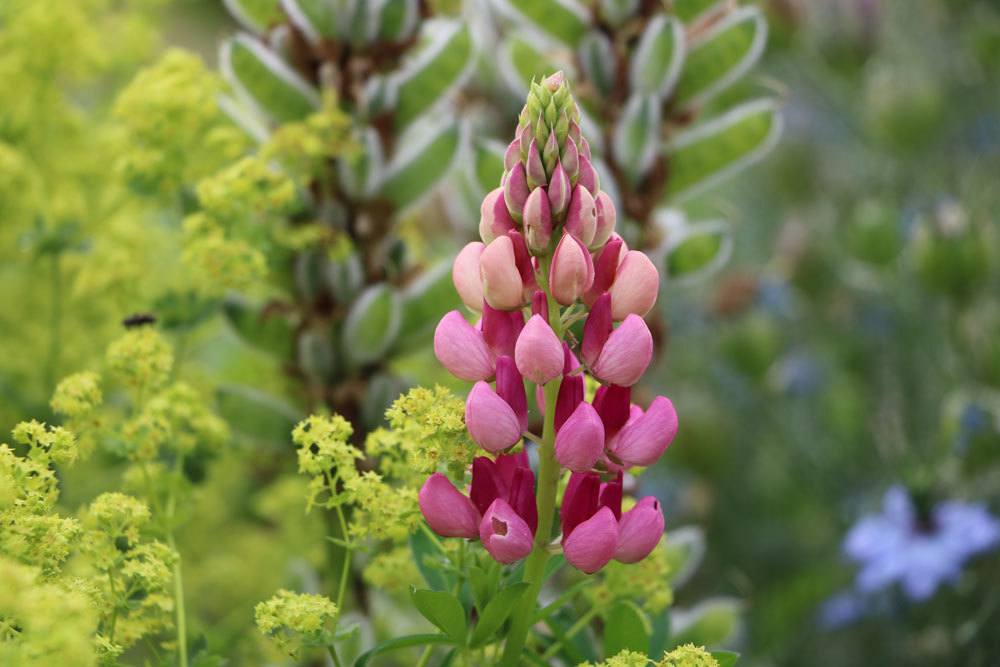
<box><xmin>500</xmin><ymin>285</ymin><xmax>564</xmax><ymax>667</ymax></box>
<box><xmin>167</xmin><ymin>455</ymin><xmax>188</xmax><ymax>667</ymax></box>
<box><xmin>540</xmin><ymin>605</ymin><xmax>602</xmax><ymax>661</ymax></box>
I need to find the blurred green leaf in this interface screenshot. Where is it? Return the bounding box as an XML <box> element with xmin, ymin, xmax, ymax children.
<box><xmin>712</xmin><ymin>650</ymin><xmax>741</xmax><ymax>667</ymax></box>
<box><xmin>394</xmin><ymin>22</ymin><xmax>472</xmax><ymax>129</ymax></box>
<box><xmin>500</xmin><ymin>35</ymin><xmax>561</xmax><ymax>95</ymax></box>
<box><xmin>614</xmin><ymin>93</ymin><xmax>661</xmax><ymax>185</ymax></box>
<box><xmin>382</xmin><ymin>119</ymin><xmax>462</xmax><ymax>210</ymax></box>
<box><xmin>354</xmin><ymin>634</ymin><xmax>454</xmax><ymax>667</ymax></box>
<box><xmin>673</xmin><ymin>0</ymin><xmax>725</xmax><ymax>24</ymax></box>
<box><xmin>579</xmin><ymin>31</ymin><xmax>616</xmax><ymax>98</ymax></box>
<box><xmin>670</xmin><ymin>598</ymin><xmax>741</xmax><ymax>648</ymax></box>
<box><xmin>666</xmin><ymin>222</ymin><xmax>733</xmax><ymax>282</ymax></box>
<box><xmin>222</xmin><ymin>0</ymin><xmax>282</xmax><ymax>33</ymax></box>
<box><xmin>410</xmin><ymin>529</ymin><xmax>454</xmax><ymax>591</ymax></box>
<box><xmin>377</xmin><ymin>0</ymin><xmax>419</xmax><ymax>40</ymax></box>
<box><xmin>631</xmin><ymin>15</ymin><xmax>685</xmax><ymax>98</ymax></box>
<box><xmin>602</xmin><ymin>601</ymin><xmax>650</xmax><ymax>658</ymax></box>
<box><xmin>342</xmin><ymin>283</ymin><xmax>402</xmax><ymax>366</ymax></box>
<box><xmin>283</xmin><ymin>0</ymin><xmax>339</xmax><ymax>41</ymax></box>
<box><xmin>215</xmin><ymin>384</ymin><xmax>300</xmax><ymax>445</ymax></box>
<box><xmin>398</xmin><ymin>260</ymin><xmax>458</xmax><ymax>352</ymax></box>
<box><xmin>222</xmin><ymin>34</ymin><xmax>319</xmax><ymax>123</ymax></box>
<box><xmin>411</xmin><ymin>589</ymin><xmax>467</xmax><ymax>642</ymax></box>
<box><xmin>470</xmin><ymin>582</ymin><xmax>529</xmax><ymax>646</ymax></box>
<box><xmin>504</xmin><ymin>0</ymin><xmax>588</xmax><ymax>47</ymax></box>
<box><xmin>474</xmin><ymin>139</ymin><xmax>506</xmax><ymax>195</ymax></box>
<box><xmin>222</xmin><ymin>295</ymin><xmax>294</xmax><ymax>358</ymax></box>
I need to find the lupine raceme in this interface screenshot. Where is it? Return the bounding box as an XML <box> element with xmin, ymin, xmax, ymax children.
<box><xmin>426</xmin><ymin>73</ymin><xmax>678</xmax><ymax>665</ymax></box>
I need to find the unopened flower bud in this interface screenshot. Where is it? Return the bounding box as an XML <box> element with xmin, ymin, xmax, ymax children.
<box><xmin>453</xmin><ymin>242</ymin><xmax>485</xmax><ymax>311</ymax></box>
<box><xmin>479</xmin><ymin>187</ymin><xmax>515</xmax><ymax>244</ymax></box>
<box><xmin>565</xmin><ymin>185</ymin><xmax>597</xmax><ymax>247</ymax></box>
<box><xmin>434</xmin><ymin>311</ymin><xmax>495</xmax><ymax>381</ymax></box>
<box><xmin>480</xmin><ymin>236</ymin><xmax>525</xmax><ymax>310</ymax></box>
<box><xmin>526</xmin><ymin>139</ymin><xmax>546</xmax><ymax>189</ymax></box>
<box><xmin>561</xmin><ymin>137</ymin><xmax>579</xmax><ymax>181</ymax></box>
<box><xmin>514</xmin><ymin>314</ymin><xmax>564</xmax><ymax>385</ymax></box>
<box><xmin>609</xmin><ymin>250</ymin><xmax>659</xmax><ymax>320</ymax></box>
<box><xmin>548</xmin><ymin>162</ymin><xmax>571</xmax><ymax>219</ymax></box>
<box><xmin>563</xmin><ymin>506</ymin><xmax>619</xmax><ymax>573</ymax></box>
<box><xmin>614</xmin><ymin>496</ymin><xmax>664</xmax><ymax>563</ymax></box>
<box><xmin>466</xmin><ymin>381</ymin><xmax>523</xmax><ymax>452</ymax></box>
<box><xmin>504</xmin><ymin>138</ymin><xmax>521</xmax><ymax>171</ymax></box>
<box><xmin>609</xmin><ymin>396</ymin><xmax>678</xmax><ymax>467</ymax></box>
<box><xmin>419</xmin><ymin>474</ymin><xmax>480</xmax><ymax>538</ymax></box>
<box><xmin>555</xmin><ymin>402</ymin><xmax>605</xmax><ymax>472</ymax></box>
<box><xmin>577</xmin><ymin>155</ymin><xmax>599</xmax><ymax>194</ymax></box>
<box><xmin>523</xmin><ymin>187</ymin><xmax>553</xmax><ymax>252</ymax></box>
<box><xmin>504</xmin><ymin>162</ymin><xmax>529</xmax><ymax>221</ymax></box>
<box><xmin>584</xmin><ymin>235</ymin><xmax>625</xmax><ymax>306</ymax></box>
<box><xmin>591</xmin><ymin>314</ymin><xmax>653</xmax><ymax>387</ymax></box>
<box><xmin>549</xmin><ymin>232</ymin><xmax>595</xmax><ymax>306</ymax></box>
<box><xmin>542</xmin><ymin>131</ymin><xmax>560</xmax><ymax>176</ymax></box>
<box><xmin>592</xmin><ymin>192</ymin><xmax>617</xmax><ymax>250</ymax></box>
<box><xmin>531</xmin><ymin>290</ymin><xmax>548</xmax><ymax>322</ymax></box>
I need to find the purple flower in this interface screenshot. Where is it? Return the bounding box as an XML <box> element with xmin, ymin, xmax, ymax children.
<box><xmin>843</xmin><ymin>486</ymin><xmax>1000</xmax><ymax>601</ymax></box>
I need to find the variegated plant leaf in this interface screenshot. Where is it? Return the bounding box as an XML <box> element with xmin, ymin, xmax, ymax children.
<box><xmin>392</xmin><ymin>20</ymin><xmax>473</xmax><ymax>129</ymax></box>
<box><xmin>613</xmin><ymin>93</ymin><xmax>661</xmax><ymax>186</ymax></box>
<box><xmin>381</xmin><ymin>117</ymin><xmax>463</xmax><ymax>211</ymax></box>
<box><xmin>223</xmin><ymin>0</ymin><xmax>283</xmax><ymax>33</ymax></box>
<box><xmin>498</xmin><ymin>0</ymin><xmax>589</xmax><ymax>48</ymax></box>
<box><xmin>631</xmin><ymin>14</ymin><xmax>685</xmax><ymax>99</ymax></box>
<box><xmin>221</xmin><ymin>34</ymin><xmax>320</xmax><ymax>124</ymax></box>
<box><xmin>282</xmin><ymin>0</ymin><xmax>339</xmax><ymax>42</ymax></box>
<box><xmin>579</xmin><ymin>31</ymin><xmax>616</xmax><ymax>98</ymax></box>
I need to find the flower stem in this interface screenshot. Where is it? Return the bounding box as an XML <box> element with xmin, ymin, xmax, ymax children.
<box><xmin>334</xmin><ymin>505</ymin><xmax>353</xmax><ymax>612</ymax></box>
<box><xmin>539</xmin><ymin>605</ymin><xmax>601</xmax><ymax>661</ymax></box>
<box><xmin>327</xmin><ymin>644</ymin><xmax>344</xmax><ymax>667</ymax></box>
<box><xmin>167</xmin><ymin>455</ymin><xmax>188</xmax><ymax>667</ymax></box>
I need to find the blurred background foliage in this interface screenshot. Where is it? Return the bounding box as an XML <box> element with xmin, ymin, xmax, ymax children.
<box><xmin>2</xmin><ymin>0</ymin><xmax>999</xmax><ymax>665</ymax></box>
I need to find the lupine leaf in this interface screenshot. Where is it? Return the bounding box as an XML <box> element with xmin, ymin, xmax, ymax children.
<box><xmin>663</xmin><ymin>526</ymin><xmax>707</xmax><ymax>588</ymax></box>
<box><xmin>377</xmin><ymin>0</ymin><xmax>419</xmax><ymax>40</ymax></box>
<box><xmin>666</xmin><ymin>222</ymin><xmax>733</xmax><ymax>282</ymax></box>
<box><xmin>221</xmin><ymin>34</ymin><xmax>320</xmax><ymax>123</ymax></box>
<box><xmin>283</xmin><ymin>0</ymin><xmax>339</xmax><ymax>42</ymax></box>
<box><xmin>409</xmin><ymin>529</ymin><xmax>454</xmax><ymax>591</ymax></box>
<box><xmin>631</xmin><ymin>15</ymin><xmax>685</xmax><ymax>98</ymax></box>
<box><xmin>222</xmin><ymin>0</ymin><xmax>282</xmax><ymax>32</ymax></box>
<box><xmin>669</xmin><ymin>598</ymin><xmax>742</xmax><ymax>648</ymax></box>
<box><xmin>712</xmin><ymin>651</ymin><xmax>741</xmax><ymax>667</ymax></box>
<box><xmin>673</xmin><ymin>6</ymin><xmax>767</xmax><ymax>108</ymax></box>
<box><xmin>579</xmin><ymin>31</ymin><xmax>616</xmax><ymax>98</ymax></box>
<box><xmin>473</xmin><ymin>139</ymin><xmax>506</xmax><ymax>195</ymax></box>
<box><xmin>602</xmin><ymin>601</ymin><xmax>651</xmax><ymax>658</ymax></box>
<box><xmin>470</xmin><ymin>583</ymin><xmax>530</xmax><ymax>646</ymax></box>
<box><xmin>502</xmin><ymin>0</ymin><xmax>588</xmax><ymax>48</ymax></box>
<box><xmin>222</xmin><ymin>295</ymin><xmax>295</xmax><ymax>358</ymax></box>
<box><xmin>397</xmin><ymin>260</ymin><xmax>458</xmax><ymax>351</ymax></box>
<box><xmin>393</xmin><ymin>21</ymin><xmax>472</xmax><ymax>129</ymax></box>
<box><xmin>499</xmin><ymin>35</ymin><xmax>561</xmax><ymax>96</ymax></box>
<box><xmin>341</xmin><ymin>283</ymin><xmax>402</xmax><ymax>366</ymax></box>
<box><xmin>613</xmin><ymin>93</ymin><xmax>661</xmax><ymax>186</ymax></box>
<box><xmin>381</xmin><ymin>118</ymin><xmax>462</xmax><ymax>210</ymax></box>
<box><xmin>215</xmin><ymin>384</ymin><xmax>301</xmax><ymax>445</ymax></box>
<box><xmin>673</xmin><ymin>0</ymin><xmax>725</xmax><ymax>23</ymax></box>
<box><xmin>664</xmin><ymin>99</ymin><xmax>782</xmax><ymax>201</ymax></box>
<box><xmin>361</xmin><ymin>372</ymin><xmax>407</xmax><ymax>430</ymax></box>
<box><xmin>600</xmin><ymin>0</ymin><xmax>640</xmax><ymax>27</ymax></box>
<box><xmin>411</xmin><ymin>589</ymin><xmax>467</xmax><ymax>642</ymax></box>
<box><xmin>338</xmin><ymin>126</ymin><xmax>384</xmax><ymax>198</ymax></box>
<box><xmin>354</xmin><ymin>634</ymin><xmax>454</xmax><ymax>667</ymax></box>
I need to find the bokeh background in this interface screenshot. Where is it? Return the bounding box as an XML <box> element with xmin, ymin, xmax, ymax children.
<box><xmin>2</xmin><ymin>0</ymin><xmax>999</xmax><ymax>665</ymax></box>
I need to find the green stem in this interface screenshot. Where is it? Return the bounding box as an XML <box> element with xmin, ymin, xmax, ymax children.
<box><xmin>167</xmin><ymin>455</ymin><xmax>188</xmax><ymax>667</ymax></box>
<box><xmin>334</xmin><ymin>505</ymin><xmax>353</xmax><ymax>611</ymax></box>
<box><xmin>327</xmin><ymin>644</ymin><xmax>343</xmax><ymax>667</ymax></box>
<box><xmin>533</xmin><ymin>578</ymin><xmax>590</xmax><ymax>624</ymax></box>
<box><xmin>415</xmin><ymin>644</ymin><xmax>434</xmax><ymax>667</ymax></box>
<box><xmin>540</xmin><ymin>605</ymin><xmax>601</xmax><ymax>661</ymax></box>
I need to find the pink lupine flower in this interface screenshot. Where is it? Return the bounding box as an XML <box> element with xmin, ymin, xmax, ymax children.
<box><xmin>584</xmin><ymin>236</ymin><xmax>624</xmax><ymax>306</ymax></box>
<box><xmin>480</xmin><ymin>499</ymin><xmax>535</xmax><ymax>564</ymax></box>
<box><xmin>565</xmin><ymin>185</ymin><xmax>597</xmax><ymax>247</ymax></box>
<box><xmin>465</xmin><ymin>381</ymin><xmax>523</xmax><ymax>453</ymax></box>
<box><xmin>522</xmin><ymin>187</ymin><xmax>553</xmax><ymax>252</ymax></box>
<box><xmin>591</xmin><ymin>192</ymin><xmax>617</xmax><ymax>250</ymax></box>
<box><xmin>470</xmin><ymin>454</ymin><xmax>537</xmax><ymax>535</ymax></box>
<box><xmin>549</xmin><ymin>232</ymin><xmax>594</xmax><ymax>306</ymax></box>
<box><xmin>495</xmin><ymin>356</ymin><xmax>528</xmax><ymax>433</ymax></box>
<box><xmin>560</xmin><ymin>472</ymin><xmax>624</xmax><ymax>573</ymax></box>
<box><xmin>434</xmin><ymin>311</ymin><xmax>495</xmax><ymax>381</ymax></box>
<box><xmin>581</xmin><ymin>293</ymin><xmax>613</xmax><ymax>367</ymax></box>
<box><xmin>514</xmin><ymin>315</ymin><xmax>564</xmax><ymax>385</ymax></box>
<box><xmin>614</xmin><ymin>497</ymin><xmax>664</xmax><ymax>563</ymax></box>
<box><xmin>592</xmin><ymin>384</ymin><xmax>632</xmax><ymax>438</ymax></box>
<box><xmin>591</xmin><ymin>315</ymin><xmax>653</xmax><ymax>387</ymax></box>
<box><xmin>504</xmin><ymin>161</ymin><xmax>530</xmax><ymax>221</ymax></box>
<box><xmin>526</xmin><ymin>139</ymin><xmax>546</xmax><ymax>189</ymax></box>
<box><xmin>506</xmin><ymin>230</ymin><xmax>536</xmax><ymax>294</ymax></box>
<box><xmin>564</xmin><ymin>506</ymin><xmax>619</xmax><ymax>573</ymax></box>
<box><xmin>548</xmin><ymin>162</ymin><xmax>571</xmax><ymax>218</ymax></box>
<box><xmin>480</xmin><ymin>235</ymin><xmax>525</xmax><ymax>310</ymax></box>
<box><xmin>555</xmin><ymin>401</ymin><xmax>605</xmax><ymax>472</ymax></box>
<box><xmin>608</xmin><ymin>395</ymin><xmax>678</xmax><ymax>467</ymax></box>
<box><xmin>419</xmin><ymin>473</ymin><xmax>481</xmax><ymax>538</ymax></box>
<box><xmin>503</xmin><ymin>138</ymin><xmax>520</xmax><ymax>171</ymax></box>
<box><xmin>577</xmin><ymin>154</ymin><xmax>599</xmax><ymax>195</ymax></box>
<box><xmin>479</xmin><ymin>187</ymin><xmax>515</xmax><ymax>244</ymax></box>
<box><xmin>609</xmin><ymin>250</ymin><xmax>659</xmax><ymax>320</ymax></box>
<box><xmin>481</xmin><ymin>303</ymin><xmax>524</xmax><ymax>359</ymax></box>
<box><xmin>531</xmin><ymin>290</ymin><xmax>548</xmax><ymax>322</ymax></box>
<box><xmin>453</xmin><ymin>242</ymin><xmax>485</xmax><ymax>311</ymax></box>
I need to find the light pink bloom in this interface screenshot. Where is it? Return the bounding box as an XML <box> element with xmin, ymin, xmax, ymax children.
<box><xmin>591</xmin><ymin>315</ymin><xmax>653</xmax><ymax>387</ymax></box>
<box><xmin>610</xmin><ymin>250</ymin><xmax>659</xmax><ymax>320</ymax></box>
<box><xmin>592</xmin><ymin>192</ymin><xmax>617</xmax><ymax>250</ymax></box>
<box><xmin>565</xmin><ymin>185</ymin><xmax>597</xmax><ymax>247</ymax></box>
<box><xmin>419</xmin><ymin>473</ymin><xmax>480</xmax><ymax>538</ymax></box>
<box><xmin>465</xmin><ymin>381</ymin><xmax>523</xmax><ymax>453</ymax></box>
<box><xmin>581</xmin><ymin>293</ymin><xmax>612</xmax><ymax>367</ymax></box>
<box><xmin>514</xmin><ymin>315</ymin><xmax>564</xmax><ymax>385</ymax></box>
<box><xmin>480</xmin><ymin>235</ymin><xmax>525</xmax><ymax>310</ymax></box>
<box><xmin>549</xmin><ymin>232</ymin><xmax>594</xmax><ymax>306</ymax></box>
<box><xmin>563</xmin><ymin>506</ymin><xmax>619</xmax><ymax>573</ymax></box>
<box><xmin>503</xmin><ymin>161</ymin><xmax>529</xmax><ymax>221</ymax></box>
<box><xmin>614</xmin><ymin>496</ymin><xmax>664</xmax><ymax>563</ymax></box>
<box><xmin>555</xmin><ymin>402</ymin><xmax>605</xmax><ymax>472</ymax></box>
<box><xmin>480</xmin><ymin>499</ymin><xmax>535</xmax><ymax>564</ymax></box>
<box><xmin>609</xmin><ymin>396</ymin><xmax>678</xmax><ymax>467</ymax></box>
<box><xmin>453</xmin><ymin>242</ymin><xmax>485</xmax><ymax>311</ymax></box>
<box><xmin>434</xmin><ymin>311</ymin><xmax>494</xmax><ymax>381</ymax></box>
<box><xmin>503</xmin><ymin>138</ymin><xmax>520</xmax><ymax>171</ymax></box>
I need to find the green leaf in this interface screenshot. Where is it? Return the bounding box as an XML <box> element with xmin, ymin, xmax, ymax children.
<box><xmin>222</xmin><ymin>34</ymin><xmax>320</xmax><ymax>123</ymax></box>
<box><xmin>411</xmin><ymin>589</ymin><xmax>467</xmax><ymax>642</ymax></box>
<box><xmin>600</xmin><ymin>0</ymin><xmax>640</xmax><ymax>27</ymax></box>
<box><xmin>410</xmin><ymin>529</ymin><xmax>454</xmax><ymax>591</ymax></box>
<box><xmin>663</xmin><ymin>526</ymin><xmax>706</xmax><ymax>588</ymax></box>
<box><xmin>649</xmin><ymin>610</ymin><xmax>671</xmax><ymax>658</ymax></box>
<box><xmin>381</xmin><ymin>119</ymin><xmax>462</xmax><ymax>210</ymax></box>
<box><xmin>666</xmin><ymin>221</ymin><xmax>733</xmax><ymax>282</ymax></box>
<box><xmin>342</xmin><ymin>283</ymin><xmax>402</xmax><ymax>366</ymax></box>
<box><xmin>712</xmin><ymin>650</ymin><xmax>741</xmax><ymax>667</ymax></box>
<box><xmin>673</xmin><ymin>6</ymin><xmax>767</xmax><ymax>108</ymax></box>
<box><xmin>470</xmin><ymin>583</ymin><xmax>530</xmax><ymax>647</ymax></box>
<box><xmin>602</xmin><ymin>601</ymin><xmax>650</xmax><ymax>658</ymax></box>
<box><xmin>353</xmin><ymin>634</ymin><xmax>454</xmax><ymax>667</ymax></box>
<box><xmin>504</xmin><ymin>0</ymin><xmax>588</xmax><ymax>47</ymax></box>
<box><xmin>377</xmin><ymin>0</ymin><xmax>419</xmax><ymax>40</ymax></box>
<box><xmin>673</xmin><ymin>0</ymin><xmax>725</xmax><ymax>23</ymax></box>
<box><xmin>664</xmin><ymin>99</ymin><xmax>782</xmax><ymax>202</ymax></box>
<box><xmin>468</xmin><ymin>566</ymin><xmax>495</xmax><ymax>613</ymax></box>
<box><xmin>394</xmin><ymin>22</ymin><xmax>472</xmax><ymax>129</ymax></box>
<box><xmin>579</xmin><ymin>31</ymin><xmax>616</xmax><ymax>98</ymax></box>
<box><xmin>222</xmin><ymin>0</ymin><xmax>282</xmax><ymax>33</ymax></box>
<box><xmin>360</xmin><ymin>372</ymin><xmax>407</xmax><ymax>430</ymax></box>
<box><xmin>473</xmin><ymin>139</ymin><xmax>506</xmax><ymax>195</ymax></box>
<box><xmin>215</xmin><ymin>384</ymin><xmax>301</xmax><ymax>446</ymax></box>
<box><xmin>613</xmin><ymin>93</ymin><xmax>661</xmax><ymax>186</ymax></box>
<box><xmin>283</xmin><ymin>0</ymin><xmax>339</xmax><ymax>41</ymax></box>
<box><xmin>222</xmin><ymin>295</ymin><xmax>295</xmax><ymax>358</ymax></box>
<box><xmin>397</xmin><ymin>260</ymin><xmax>458</xmax><ymax>352</ymax></box>
<box><xmin>338</xmin><ymin>126</ymin><xmax>384</xmax><ymax>199</ymax></box>
<box><xmin>631</xmin><ymin>15</ymin><xmax>685</xmax><ymax>98</ymax></box>
<box><xmin>670</xmin><ymin>598</ymin><xmax>741</xmax><ymax>648</ymax></box>
<box><xmin>499</xmin><ymin>35</ymin><xmax>561</xmax><ymax>95</ymax></box>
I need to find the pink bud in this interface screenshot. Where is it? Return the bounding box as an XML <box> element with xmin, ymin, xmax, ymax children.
<box><xmin>480</xmin><ymin>499</ymin><xmax>534</xmax><ymax>564</ymax></box>
<box><xmin>568</xmin><ymin>120</ymin><xmax>581</xmax><ymax>146</ymax></box>
<box><xmin>453</xmin><ymin>242</ymin><xmax>485</xmax><ymax>311</ymax></box>
<box><xmin>564</xmin><ymin>185</ymin><xmax>597</xmax><ymax>247</ymax></box>
<box><xmin>593</xmin><ymin>384</ymin><xmax>631</xmax><ymax>438</ymax></box>
<box><xmin>465</xmin><ymin>381</ymin><xmax>523</xmax><ymax>452</ymax></box>
<box><xmin>479</xmin><ymin>187</ymin><xmax>516</xmax><ymax>244</ymax></box>
<box><xmin>610</xmin><ymin>251</ymin><xmax>659</xmax><ymax>320</ymax></box>
<box><xmin>531</xmin><ymin>290</ymin><xmax>548</xmax><ymax>322</ymax></box>
<box><xmin>522</xmin><ymin>188</ymin><xmax>552</xmax><ymax>252</ymax></box>
<box><xmin>549</xmin><ymin>233</ymin><xmax>595</xmax><ymax>306</ymax></box>
<box><xmin>518</xmin><ymin>123</ymin><xmax>533</xmax><ymax>162</ymax></box>
<box><xmin>526</xmin><ymin>139</ymin><xmax>546</xmax><ymax>189</ymax></box>
<box><xmin>561</xmin><ymin>138</ymin><xmax>580</xmax><ymax>181</ymax></box>
<box><xmin>543</xmin><ymin>70</ymin><xmax>565</xmax><ymax>90</ymax></box>
<box><xmin>584</xmin><ymin>235</ymin><xmax>624</xmax><ymax>307</ymax></box>
<box><xmin>577</xmin><ymin>155</ymin><xmax>599</xmax><ymax>195</ymax></box>
<box><xmin>581</xmin><ymin>293</ymin><xmax>613</xmax><ymax>367</ymax></box>
<box><xmin>563</xmin><ymin>506</ymin><xmax>620</xmax><ymax>574</ymax></box>
<box><xmin>555</xmin><ymin>402</ymin><xmax>605</xmax><ymax>472</ymax></box>
<box><xmin>578</xmin><ymin>136</ymin><xmax>592</xmax><ymax>161</ymax></box>
<box><xmin>507</xmin><ymin>230</ymin><xmax>536</xmax><ymax>289</ymax></box>
<box><xmin>419</xmin><ymin>473</ymin><xmax>480</xmax><ymax>538</ymax></box>
<box><xmin>610</xmin><ymin>396</ymin><xmax>678</xmax><ymax>467</ymax></box>
<box><xmin>561</xmin><ymin>472</ymin><xmax>599</xmax><ymax>538</ymax></box>
<box><xmin>591</xmin><ymin>315</ymin><xmax>653</xmax><ymax>387</ymax></box>
<box><xmin>503</xmin><ymin>161</ymin><xmax>529</xmax><ymax>221</ymax></box>
<box><xmin>504</xmin><ymin>138</ymin><xmax>521</xmax><ymax>172</ymax></box>
<box><xmin>495</xmin><ymin>356</ymin><xmax>528</xmax><ymax>433</ymax></box>
<box><xmin>481</xmin><ymin>303</ymin><xmax>523</xmax><ymax>358</ymax></box>
<box><xmin>548</xmin><ymin>162</ymin><xmax>571</xmax><ymax>219</ymax></box>
<box><xmin>554</xmin><ymin>373</ymin><xmax>584</xmax><ymax>430</ymax></box>
<box><xmin>514</xmin><ymin>315</ymin><xmax>564</xmax><ymax>385</ymax></box>
<box><xmin>592</xmin><ymin>192</ymin><xmax>617</xmax><ymax>250</ymax></box>
<box><xmin>434</xmin><ymin>311</ymin><xmax>495</xmax><ymax>381</ymax></box>
<box><xmin>614</xmin><ymin>496</ymin><xmax>664</xmax><ymax>563</ymax></box>
<box><xmin>480</xmin><ymin>236</ymin><xmax>525</xmax><ymax>311</ymax></box>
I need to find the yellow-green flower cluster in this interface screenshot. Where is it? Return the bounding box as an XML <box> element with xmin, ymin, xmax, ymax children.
<box><xmin>11</xmin><ymin>420</ymin><xmax>79</xmax><ymax>466</ymax></box>
<box><xmin>123</xmin><ymin>383</ymin><xmax>230</xmax><ymax>460</ymax></box>
<box><xmin>587</xmin><ymin>537</ymin><xmax>674</xmax><ymax>614</ymax></box>
<box><xmin>578</xmin><ymin>650</ymin><xmax>651</xmax><ymax>667</ymax></box>
<box><xmin>105</xmin><ymin>328</ymin><xmax>173</xmax><ymax>395</ymax></box>
<box><xmin>195</xmin><ymin>155</ymin><xmax>297</xmax><ymax>227</ymax></box>
<box><xmin>255</xmin><ymin>589</ymin><xmax>338</xmax><ymax>658</ymax></box>
<box><xmin>260</xmin><ymin>93</ymin><xmax>355</xmax><ymax>187</ymax></box>
<box><xmin>51</xmin><ymin>371</ymin><xmax>103</xmax><ymax>419</ymax></box>
<box><xmin>362</xmin><ymin>545</ymin><xmax>422</xmax><ymax>595</ymax></box>
<box><xmin>578</xmin><ymin>645</ymin><xmax>719</xmax><ymax>667</ymax></box>
<box><xmin>293</xmin><ymin>415</ymin><xmax>362</xmax><ymax>511</ymax></box>
<box><xmin>113</xmin><ymin>49</ymin><xmax>248</xmax><ymax>195</ymax></box>
<box><xmin>345</xmin><ymin>471</ymin><xmax>421</xmax><ymax>542</ymax></box>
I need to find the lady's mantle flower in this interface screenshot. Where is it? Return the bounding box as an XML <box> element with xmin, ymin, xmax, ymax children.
<box><xmin>843</xmin><ymin>485</ymin><xmax>1000</xmax><ymax>601</ymax></box>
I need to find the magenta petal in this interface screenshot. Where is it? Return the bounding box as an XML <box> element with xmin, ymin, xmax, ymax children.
<box><xmin>563</xmin><ymin>506</ymin><xmax>619</xmax><ymax>574</ymax></box>
<box><xmin>593</xmin><ymin>384</ymin><xmax>632</xmax><ymax>437</ymax></box>
<box><xmin>495</xmin><ymin>356</ymin><xmax>528</xmax><ymax>432</ymax></box>
<box><xmin>514</xmin><ymin>315</ymin><xmax>564</xmax><ymax>385</ymax></box>
<box><xmin>555</xmin><ymin>402</ymin><xmax>606</xmax><ymax>472</ymax></box>
<box><xmin>526</xmin><ymin>139</ymin><xmax>546</xmax><ymax>189</ymax></box>
<box><xmin>591</xmin><ymin>315</ymin><xmax>653</xmax><ymax>387</ymax></box>
<box><xmin>610</xmin><ymin>396</ymin><xmax>678</xmax><ymax>467</ymax></box>
<box><xmin>471</xmin><ymin>457</ymin><xmax>503</xmax><ymax>515</ymax></box>
<box><xmin>584</xmin><ymin>236</ymin><xmax>623</xmax><ymax>306</ymax></box>
<box><xmin>614</xmin><ymin>496</ymin><xmax>664</xmax><ymax>563</ymax></box>
<box><xmin>598</xmin><ymin>472</ymin><xmax>623</xmax><ymax>520</ymax></box>
<box><xmin>434</xmin><ymin>311</ymin><xmax>495</xmax><ymax>381</ymax></box>
<box><xmin>547</xmin><ymin>162</ymin><xmax>571</xmax><ymax>218</ymax></box>
<box><xmin>419</xmin><ymin>473</ymin><xmax>481</xmax><ymax>538</ymax></box>
<box><xmin>481</xmin><ymin>303</ymin><xmax>522</xmax><ymax>358</ymax></box>
<box><xmin>554</xmin><ymin>374</ymin><xmax>585</xmax><ymax>430</ymax></box>
<box><xmin>561</xmin><ymin>472</ymin><xmax>600</xmax><ymax>539</ymax></box>
<box><xmin>466</xmin><ymin>381</ymin><xmax>523</xmax><ymax>453</ymax></box>
<box><xmin>531</xmin><ymin>290</ymin><xmax>548</xmax><ymax>321</ymax></box>
<box><xmin>480</xmin><ymin>499</ymin><xmax>534</xmax><ymax>564</ymax></box>
<box><xmin>508</xmin><ymin>467</ymin><xmax>538</xmax><ymax>535</ymax></box>
<box><xmin>581</xmin><ymin>293</ymin><xmax>613</xmax><ymax>367</ymax></box>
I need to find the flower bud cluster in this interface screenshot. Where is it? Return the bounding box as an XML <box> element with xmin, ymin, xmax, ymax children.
<box><xmin>425</xmin><ymin>74</ymin><xmax>677</xmax><ymax>574</ymax></box>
